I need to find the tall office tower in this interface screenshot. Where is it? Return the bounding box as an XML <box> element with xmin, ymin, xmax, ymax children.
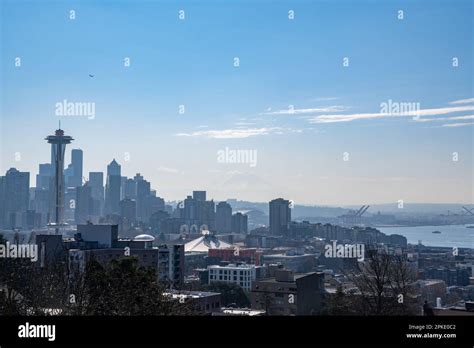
<box><xmin>193</xmin><ymin>191</ymin><xmax>215</xmax><ymax>229</ymax></box>
<box><xmin>134</xmin><ymin>173</ymin><xmax>144</xmax><ymax>182</ymax></box>
<box><xmin>69</xmin><ymin>149</ymin><xmax>83</xmax><ymax>188</ymax></box>
<box><xmin>231</xmin><ymin>212</ymin><xmax>248</xmax><ymax>234</ymax></box>
<box><xmin>193</xmin><ymin>191</ymin><xmax>206</xmax><ymax>202</ymax></box>
<box><xmin>3</xmin><ymin>168</ymin><xmax>30</xmax><ymax>229</ymax></box>
<box><xmin>34</xmin><ymin>163</ymin><xmax>52</xmax><ymax>227</ymax></box>
<box><xmin>123</xmin><ymin>178</ymin><xmax>136</xmax><ymax>199</ymax></box>
<box><xmin>216</xmin><ymin>201</ymin><xmax>232</xmax><ymax>233</ymax></box>
<box><xmin>120</xmin><ymin>176</ymin><xmax>127</xmax><ymax>200</ymax></box>
<box><xmin>75</xmin><ymin>184</ymin><xmax>93</xmax><ymax>224</ymax></box>
<box><xmin>184</xmin><ymin>195</ymin><xmax>197</xmax><ymax>224</ymax></box>
<box><xmin>136</xmin><ymin>176</ymin><xmax>151</xmax><ymax>222</ymax></box>
<box><xmin>89</xmin><ymin>172</ymin><xmax>104</xmax><ymax>218</ymax></box>
<box><xmin>46</xmin><ymin>127</ymin><xmax>73</xmax><ymax>230</ymax></box>
<box><xmin>269</xmin><ymin>198</ymin><xmax>291</xmax><ymax>236</ymax></box>
<box><xmin>105</xmin><ymin>159</ymin><xmax>121</xmax><ymax>215</ymax></box>
<box><xmin>64</xmin><ymin>163</ymin><xmax>73</xmax><ymax>187</ymax></box>
<box><xmin>89</xmin><ymin>172</ymin><xmax>104</xmax><ymax>201</ymax></box>
<box><xmin>199</xmin><ymin>200</ymin><xmax>215</xmax><ymax>231</ymax></box>
<box><xmin>120</xmin><ymin>198</ymin><xmax>136</xmax><ymax>225</ymax></box>
<box><xmin>33</xmin><ymin>188</ymin><xmax>49</xmax><ymax>226</ymax></box>
<box><xmin>108</xmin><ymin>159</ymin><xmax>121</xmax><ymax>176</ymax></box>
<box><xmin>64</xmin><ymin>187</ymin><xmax>77</xmax><ymax>222</ymax></box>
<box><xmin>148</xmin><ymin>195</ymin><xmax>165</xmax><ymax>216</ymax></box>
<box><xmin>36</xmin><ymin>163</ymin><xmax>52</xmax><ymax>190</ymax></box>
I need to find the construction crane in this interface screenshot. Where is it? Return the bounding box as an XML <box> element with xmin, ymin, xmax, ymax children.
<box><xmin>340</xmin><ymin>205</ymin><xmax>370</xmax><ymax>226</ymax></box>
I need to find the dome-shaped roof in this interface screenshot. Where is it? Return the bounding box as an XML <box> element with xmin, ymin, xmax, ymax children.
<box><xmin>133</xmin><ymin>234</ymin><xmax>155</xmax><ymax>242</ymax></box>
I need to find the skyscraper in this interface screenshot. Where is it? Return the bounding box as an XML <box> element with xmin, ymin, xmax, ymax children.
<box><xmin>36</xmin><ymin>163</ymin><xmax>51</xmax><ymax>190</ymax></box>
<box><xmin>88</xmin><ymin>172</ymin><xmax>104</xmax><ymax>219</ymax></box>
<box><xmin>75</xmin><ymin>184</ymin><xmax>93</xmax><ymax>224</ymax></box>
<box><xmin>231</xmin><ymin>212</ymin><xmax>248</xmax><ymax>234</ymax></box>
<box><xmin>120</xmin><ymin>198</ymin><xmax>137</xmax><ymax>226</ymax></box>
<box><xmin>89</xmin><ymin>172</ymin><xmax>104</xmax><ymax>201</ymax></box>
<box><xmin>107</xmin><ymin>159</ymin><xmax>121</xmax><ymax>176</ymax></box>
<box><xmin>135</xmin><ymin>175</ymin><xmax>151</xmax><ymax>222</ymax></box>
<box><xmin>34</xmin><ymin>163</ymin><xmax>52</xmax><ymax>226</ymax></box>
<box><xmin>105</xmin><ymin>159</ymin><xmax>121</xmax><ymax>215</ymax></box>
<box><xmin>123</xmin><ymin>178</ymin><xmax>136</xmax><ymax>199</ymax></box>
<box><xmin>45</xmin><ymin>127</ymin><xmax>73</xmax><ymax>229</ymax></box>
<box><xmin>216</xmin><ymin>201</ymin><xmax>232</xmax><ymax>234</ymax></box>
<box><xmin>199</xmin><ymin>200</ymin><xmax>215</xmax><ymax>231</ymax></box>
<box><xmin>269</xmin><ymin>198</ymin><xmax>291</xmax><ymax>236</ymax></box>
<box><xmin>193</xmin><ymin>191</ymin><xmax>206</xmax><ymax>202</ymax></box>
<box><xmin>69</xmin><ymin>149</ymin><xmax>83</xmax><ymax>188</ymax></box>
<box><xmin>184</xmin><ymin>195</ymin><xmax>197</xmax><ymax>224</ymax></box>
<box><xmin>3</xmin><ymin>168</ymin><xmax>30</xmax><ymax>229</ymax></box>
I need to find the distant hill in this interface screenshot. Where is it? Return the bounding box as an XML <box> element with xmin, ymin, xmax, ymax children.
<box><xmin>225</xmin><ymin>200</ymin><xmax>473</xmax><ymax>218</ymax></box>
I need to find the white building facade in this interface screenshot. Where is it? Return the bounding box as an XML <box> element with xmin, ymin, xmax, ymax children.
<box><xmin>208</xmin><ymin>264</ymin><xmax>257</xmax><ymax>291</ymax></box>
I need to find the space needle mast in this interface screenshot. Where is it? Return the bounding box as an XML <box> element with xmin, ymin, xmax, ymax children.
<box><xmin>45</xmin><ymin>122</ymin><xmax>73</xmax><ymax>234</ymax></box>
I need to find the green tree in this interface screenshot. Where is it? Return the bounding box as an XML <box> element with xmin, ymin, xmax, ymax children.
<box><xmin>204</xmin><ymin>282</ymin><xmax>250</xmax><ymax>308</ymax></box>
<box><xmin>72</xmin><ymin>257</ymin><xmax>196</xmax><ymax>315</ymax></box>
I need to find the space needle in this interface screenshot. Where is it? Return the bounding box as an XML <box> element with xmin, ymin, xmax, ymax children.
<box><xmin>45</xmin><ymin>123</ymin><xmax>73</xmax><ymax>233</ymax></box>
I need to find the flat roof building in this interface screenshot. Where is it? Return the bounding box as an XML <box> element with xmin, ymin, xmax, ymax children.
<box><xmin>208</xmin><ymin>263</ymin><xmax>259</xmax><ymax>291</ymax></box>
<box><xmin>250</xmin><ymin>269</ymin><xmax>324</xmax><ymax>315</ymax></box>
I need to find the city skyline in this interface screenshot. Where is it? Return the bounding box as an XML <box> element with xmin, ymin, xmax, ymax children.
<box><xmin>1</xmin><ymin>1</ymin><xmax>474</xmax><ymax>339</ymax></box>
<box><xmin>1</xmin><ymin>125</ymin><xmax>472</xmax><ymax>207</ymax></box>
<box><xmin>1</xmin><ymin>0</ymin><xmax>473</xmax><ymax>205</ymax></box>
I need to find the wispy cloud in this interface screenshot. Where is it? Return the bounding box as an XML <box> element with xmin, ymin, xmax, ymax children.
<box><xmin>235</xmin><ymin>121</ymin><xmax>256</xmax><ymax>126</ymax></box>
<box><xmin>157</xmin><ymin>166</ymin><xmax>181</xmax><ymax>173</ymax></box>
<box><xmin>414</xmin><ymin>115</ymin><xmax>474</xmax><ymax>123</ymax></box>
<box><xmin>433</xmin><ymin>122</ymin><xmax>473</xmax><ymax>128</ymax></box>
<box><xmin>262</xmin><ymin>106</ymin><xmax>346</xmax><ymax>116</ymax></box>
<box><xmin>449</xmin><ymin>98</ymin><xmax>474</xmax><ymax>105</ymax></box>
<box><xmin>312</xmin><ymin>97</ymin><xmax>340</xmax><ymax>102</ymax></box>
<box><xmin>309</xmin><ymin>105</ymin><xmax>474</xmax><ymax>124</ymax></box>
<box><xmin>175</xmin><ymin>127</ymin><xmax>283</xmax><ymax>139</ymax></box>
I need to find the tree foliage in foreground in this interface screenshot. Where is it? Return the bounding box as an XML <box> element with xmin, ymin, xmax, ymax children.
<box><xmin>326</xmin><ymin>246</ymin><xmax>419</xmax><ymax>316</ymax></box>
<box><xmin>0</xmin><ymin>234</ymin><xmax>195</xmax><ymax>316</ymax></box>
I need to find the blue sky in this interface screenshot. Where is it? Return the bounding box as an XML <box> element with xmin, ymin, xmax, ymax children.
<box><xmin>1</xmin><ymin>0</ymin><xmax>473</xmax><ymax>205</ymax></box>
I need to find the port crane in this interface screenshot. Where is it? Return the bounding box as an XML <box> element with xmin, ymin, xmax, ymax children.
<box><xmin>340</xmin><ymin>205</ymin><xmax>370</xmax><ymax>226</ymax></box>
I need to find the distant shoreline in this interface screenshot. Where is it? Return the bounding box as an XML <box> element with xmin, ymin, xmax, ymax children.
<box><xmin>372</xmin><ymin>223</ymin><xmax>472</xmax><ymax>228</ymax></box>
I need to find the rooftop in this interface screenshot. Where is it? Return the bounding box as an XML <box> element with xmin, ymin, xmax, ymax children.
<box><xmin>164</xmin><ymin>290</ymin><xmax>221</xmax><ymax>299</ymax></box>
<box><xmin>184</xmin><ymin>234</ymin><xmax>232</xmax><ymax>253</ymax></box>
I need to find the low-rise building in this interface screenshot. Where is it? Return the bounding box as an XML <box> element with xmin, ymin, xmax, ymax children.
<box><xmin>208</xmin><ymin>263</ymin><xmax>259</xmax><ymax>291</ymax></box>
<box><xmin>250</xmin><ymin>269</ymin><xmax>324</xmax><ymax>315</ymax></box>
<box><xmin>164</xmin><ymin>290</ymin><xmax>221</xmax><ymax>315</ymax></box>
<box><xmin>68</xmin><ymin>244</ymin><xmax>185</xmax><ymax>287</ymax></box>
